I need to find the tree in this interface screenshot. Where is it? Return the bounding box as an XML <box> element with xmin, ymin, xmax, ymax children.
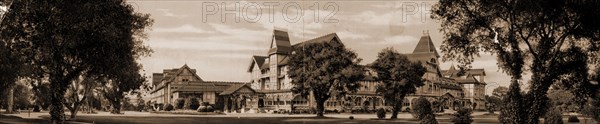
<box><xmin>498</xmin><ymin>81</ymin><xmax>526</xmax><ymax>123</ymax></box>
<box><xmin>411</xmin><ymin>97</ymin><xmax>437</xmax><ymax>124</ymax></box>
<box><xmin>64</xmin><ymin>75</ymin><xmax>98</xmax><ymax>119</ymax></box>
<box><xmin>547</xmin><ymin>88</ymin><xmax>577</xmax><ymax>112</ymax></box>
<box><xmin>582</xmin><ymin>68</ymin><xmax>600</xmax><ymax>122</ymax></box>
<box><xmin>451</xmin><ymin>107</ymin><xmax>474</xmax><ymax>124</ymax></box>
<box><xmin>370</xmin><ymin>48</ymin><xmax>426</xmax><ymax>119</ymax></box>
<box><xmin>1</xmin><ymin>80</ymin><xmax>32</xmax><ymax>111</ymax></box>
<box><xmin>484</xmin><ymin>95</ymin><xmax>501</xmax><ymax>113</ymax></box>
<box><xmin>29</xmin><ymin>79</ymin><xmax>52</xmax><ymax>111</ymax></box>
<box><xmin>0</xmin><ymin>1</ymin><xmax>22</xmax><ymax>114</ymax></box>
<box><xmin>544</xmin><ymin>108</ymin><xmax>564</xmax><ymax>124</ymax></box>
<box><xmin>0</xmin><ymin>0</ymin><xmax>153</xmax><ymax>122</ymax></box>
<box><xmin>492</xmin><ymin>86</ymin><xmax>508</xmax><ymax>99</ymax></box>
<box><xmin>287</xmin><ymin>38</ymin><xmax>365</xmax><ymax>117</ymax></box>
<box><xmin>432</xmin><ymin>0</ymin><xmax>600</xmax><ymax>123</ymax></box>
<box><xmin>101</xmin><ymin>64</ymin><xmax>148</xmax><ymax>114</ymax></box>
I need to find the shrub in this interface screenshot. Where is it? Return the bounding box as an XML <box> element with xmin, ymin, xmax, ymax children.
<box><xmin>33</xmin><ymin>106</ymin><xmax>41</xmax><ymax>112</ymax></box>
<box><xmin>451</xmin><ymin>107</ymin><xmax>473</xmax><ymax>124</ymax></box>
<box><xmin>582</xmin><ymin>98</ymin><xmax>600</xmax><ymax>122</ymax></box>
<box><xmin>349</xmin><ymin>116</ymin><xmax>354</xmax><ymax>120</ymax></box>
<box><xmin>567</xmin><ymin>115</ymin><xmax>579</xmax><ymax>122</ymax></box>
<box><xmin>421</xmin><ymin>114</ymin><xmax>438</xmax><ymax>124</ymax></box>
<box><xmin>190</xmin><ymin>98</ymin><xmax>200</xmax><ymax>110</ymax></box>
<box><xmin>411</xmin><ymin>97</ymin><xmax>434</xmax><ymax>120</ymax></box>
<box><xmin>175</xmin><ymin>98</ymin><xmax>184</xmax><ymax>109</ymax></box>
<box><xmin>377</xmin><ymin>108</ymin><xmax>386</xmax><ymax>119</ymax></box>
<box><xmin>206</xmin><ymin>105</ymin><xmax>214</xmax><ymax>112</ymax></box>
<box><xmin>164</xmin><ymin>104</ymin><xmax>174</xmax><ymax>111</ymax></box>
<box><xmin>544</xmin><ymin>108</ymin><xmax>563</xmax><ymax>124</ymax></box>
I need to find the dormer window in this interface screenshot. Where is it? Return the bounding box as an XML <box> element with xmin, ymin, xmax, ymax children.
<box><xmin>182</xmin><ymin>79</ymin><xmax>189</xmax><ymax>82</ymax></box>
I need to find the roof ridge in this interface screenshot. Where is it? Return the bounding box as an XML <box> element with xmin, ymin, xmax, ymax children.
<box><xmin>292</xmin><ymin>33</ymin><xmax>338</xmax><ymax>46</ymax></box>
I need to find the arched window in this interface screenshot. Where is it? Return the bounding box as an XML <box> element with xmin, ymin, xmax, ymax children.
<box><xmin>430</xmin><ymin>58</ymin><xmax>436</xmax><ymax>63</ymax></box>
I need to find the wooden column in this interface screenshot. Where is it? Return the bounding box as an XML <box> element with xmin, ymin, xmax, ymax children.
<box><xmin>224</xmin><ymin>96</ymin><xmax>229</xmax><ymax>113</ymax></box>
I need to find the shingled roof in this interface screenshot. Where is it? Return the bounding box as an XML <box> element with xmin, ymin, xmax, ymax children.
<box><xmin>171</xmin><ymin>81</ymin><xmax>247</xmax><ymax>92</ymax></box>
<box><xmin>292</xmin><ymin>33</ymin><xmax>339</xmax><ymax>47</ymax></box>
<box><xmin>268</xmin><ymin>29</ymin><xmax>292</xmax><ymax>55</ymax></box>
<box><xmin>441</xmin><ymin>65</ymin><xmax>486</xmax><ymax>85</ymax></box>
<box><xmin>219</xmin><ymin>83</ymin><xmax>255</xmax><ymax>95</ymax></box>
<box><xmin>247</xmin><ymin>56</ymin><xmax>268</xmax><ymax>72</ymax></box>
<box><xmin>412</xmin><ymin>32</ymin><xmax>440</xmax><ymax>58</ymax></box>
<box><xmin>248</xmin><ymin>32</ymin><xmax>341</xmax><ymax>70</ymax></box>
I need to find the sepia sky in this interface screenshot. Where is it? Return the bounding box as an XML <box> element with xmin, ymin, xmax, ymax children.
<box><xmin>130</xmin><ymin>0</ymin><xmax>528</xmax><ymax>95</ymax></box>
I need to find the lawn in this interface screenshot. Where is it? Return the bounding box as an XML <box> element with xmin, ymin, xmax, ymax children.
<box><xmin>31</xmin><ymin>114</ymin><xmax>501</xmax><ymax>124</ymax></box>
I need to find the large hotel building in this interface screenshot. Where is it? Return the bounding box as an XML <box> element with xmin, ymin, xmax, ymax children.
<box><xmin>150</xmin><ymin>29</ymin><xmax>487</xmax><ymax>112</ymax></box>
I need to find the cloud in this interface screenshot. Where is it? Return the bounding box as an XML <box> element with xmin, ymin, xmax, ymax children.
<box><xmin>156</xmin><ymin>8</ymin><xmax>188</xmax><ymax>19</ymax></box>
<box><xmin>349</xmin><ymin>8</ymin><xmax>431</xmax><ymax>26</ymax></box>
<box><xmin>380</xmin><ymin>35</ymin><xmax>418</xmax><ymax>44</ymax></box>
<box><xmin>208</xmin><ymin>23</ymin><xmax>271</xmax><ymax>42</ymax></box>
<box><xmin>153</xmin><ymin>24</ymin><xmax>214</xmax><ymax>34</ymax></box>
<box><xmin>337</xmin><ymin>31</ymin><xmax>370</xmax><ymax>40</ymax></box>
<box><xmin>148</xmin><ymin>38</ymin><xmax>262</xmax><ymax>51</ymax></box>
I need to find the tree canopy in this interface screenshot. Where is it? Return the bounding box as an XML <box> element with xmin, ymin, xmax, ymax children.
<box><xmin>432</xmin><ymin>0</ymin><xmax>600</xmax><ymax>123</ymax></box>
<box><xmin>287</xmin><ymin>38</ymin><xmax>364</xmax><ymax>117</ymax></box>
<box><xmin>370</xmin><ymin>47</ymin><xmax>426</xmax><ymax>119</ymax></box>
<box><xmin>0</xmin><ymin>0</ymin><xmax>153</xmax><ymax>123</ymax></box>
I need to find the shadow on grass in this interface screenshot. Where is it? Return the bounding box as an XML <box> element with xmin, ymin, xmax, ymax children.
<box><xmin>37</xmin><ymin>115</ymin><xmax>428</xmax><ymax>124</ymax></box>
<box><xmin>32</xmin><ymin>114</ymin><xmax>505</xmax><ymax>124</ymax></box>
<box><xmin>0</xmin><ymin>114</ymin><xmax>49</xmax><ymax>124</ymax></box>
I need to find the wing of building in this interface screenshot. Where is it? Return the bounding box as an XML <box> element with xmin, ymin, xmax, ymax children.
<box><xmin>149</xmin><ymin>64</ymin><xmax>253</xmax><ymax>111</ymax></box>
<box><xmin>247</xmin><ymin>30</ymin><xmax>487</xmax><ymax>112</ymax></box>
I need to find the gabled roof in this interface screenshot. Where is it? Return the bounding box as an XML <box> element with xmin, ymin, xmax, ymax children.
<box><xmin>219</xmin><ymin>83</ymin><xmax>255</xmax><ymax>95</ymax></box>
<box><xmin>442</xmin><ymin>65</ymin><xmax>459</xmax><ymax>77</ymax></box>
<box><xmin>248</xmin><ymin>32</ymin><xmax>341</xmax><ymax>69</ymax></box>
<box><xmin>152</xmin><ymin>73</ymin><xmax>164</xmax><ymax>86</ymax></box>
<box><xmin>268</xmin><ymin>30</ymin><xmax>292</xmax><ymax>55</ymax></box>
<box><xmin>465</xmin><ymin>69</ymin><xmax>486</xmax><ymax>76</ymax></box>
<box><xmin>412</xmin><ymin>32</ymin><xmax>439</xmax><ymax>58</ymax></box>
<box><xmin>452</xmin><ymin>76</ymin><xmax>480</xmax><ymax>84</ymax></box>
<box><xmin>170</xmin><ymin>64</ymin><xmax>203</xmax><ymax>82</ymax></box>
<box><xmin>292</xmin><ymin>33</ymin><xmax>340</xmax><ymax>48</ymax></box>
<box><xmin>441</xmin><ymin>65</ymin><xmax>486</xmax><ymax>84</ymax></box>
<box><xmin>247</xmin><ymin>56</ymin><xmax>267</xmax><ymax>72</ymax></box>
<box><xmin>171</xmin><ymin>81</ymin><xmax>247</xmax><ymax>92</ymax></box>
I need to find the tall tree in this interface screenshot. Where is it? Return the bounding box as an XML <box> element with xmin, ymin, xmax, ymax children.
<box><xmin>370</xmin><ymin>48</ymin><xmax>426</xmax><ymax>119</ymax></box>
<box><xmin>432</xmin><ymin>0</ymin><xmax>600</xmax><ymax>123</ymax></box>
<box><xmin>64</xmin><ymin>74</ymin><xmax>98</xmax><ymax>119</ymax></box>
<box><xmin>0</xmin><ymin>0</ymin><xmax>21</xmax><ymax>114</ymax></box>
<box><xmin>101</xmin><ymin>62</ymin><xmax>148</xmax><ymax>114</ymax></box>
<box><xmin>288</xmin><ymin>39</ymin><xmax>364</xmax><ymax>117</ymax></box>
<box><xmin>491</xmin><ymin>86</ymin><xmax>508</xmax><ymax>100</ymax></box>
<box><xmin>0</xmin><ymin>0</ymin><xmax>153</xmax><ymax>123</ymax></box>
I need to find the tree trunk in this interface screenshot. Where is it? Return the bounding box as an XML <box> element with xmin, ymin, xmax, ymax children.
<box><xmin>70</xmin><ymin>104</ymin><xmax>80</xmax><ymax>119</ymax></box>
<box><xmin>316</xmin><ymin>99</ymin><xmax>325</xmax><ymax>117</ymax></box>
<box><xmin>525</xmin><ymin>72</ymin><xmax>551</xmax><ymax>124</ymax></box>
<box><xmin>7</xmin><ymin>86</ymin><xmax>14</xmax><ymax>113</ymax></box>
<box><xmin>50</xmin><ymin>82</ymin><xmax>69</xmax><ymax>124</ymax></box>
<box><xmin>111</xmin><ymin>101</ymin><xmax>121</xmax><ymax>114</ymax></box>
<box><xmin>391</xmin><ymin>102</ymin><xmax>402</xmax><ymax>119</ymax></box>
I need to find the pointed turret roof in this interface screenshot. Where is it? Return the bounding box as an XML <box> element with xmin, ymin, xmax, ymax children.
<box><xmin>268</xmin><ymin>29</ymin><xmax>292</xmax><ymax>55</ymax></box>
<box><xmin>412</xmin><ymin>31</ymin><xmax>439</xmax><ymax>58</ymax></box>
